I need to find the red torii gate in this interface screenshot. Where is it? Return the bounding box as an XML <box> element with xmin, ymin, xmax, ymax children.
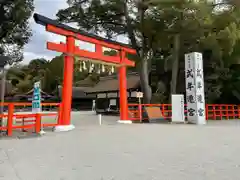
<box><xmin>33</xmin><ymin>13</ymin><xmax>136</xmax><ymax>131</ymax></box>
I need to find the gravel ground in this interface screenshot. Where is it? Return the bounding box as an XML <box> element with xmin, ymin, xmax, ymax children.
<box><xmin>1</xmin><ymin>112</ymin><xmax>240</xmax><ymax>180</ymax></box>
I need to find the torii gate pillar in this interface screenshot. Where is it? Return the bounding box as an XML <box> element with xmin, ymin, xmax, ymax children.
<box><xmin>118</xmin><ymin>58</ymin><xmax>131</xmax><ymax>123</ymax></box>
<box><xmin>54</xmin><ymin>36</ymin><xmax>76</xmax><ymax>132</ymax></box>
<box><xmin>61</xmin><ymin>36</ymin><xmax>75</xmax><ymax>127</ymax></box>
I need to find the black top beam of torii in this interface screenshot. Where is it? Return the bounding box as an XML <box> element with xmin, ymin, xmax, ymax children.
<box><xmin>33</xmin><ymin>13</ymin><xmax>133</xmax><ymax>49</ymax></box>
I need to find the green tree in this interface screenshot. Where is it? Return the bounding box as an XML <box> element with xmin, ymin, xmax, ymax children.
<box><xmin>43</xmin><ymin>55</ymin><xmax>64</xmax><ymax>93</ymax></box>
<box><xmin>56</xmin><ymin>0</ymin><xmax>237</xmax><ymax>103</ymax></box>
<box><xmin>0</xmin><ymin>0</ymin><xmax>34</xmax><ymax>63</ymax></box>
<box><xmin>149</xmin><ymin>0</ymin><xmax>240</xmax><ymax>102</ymax></box>
<box><xmin>6</xmin><ymin>58</ymin><xmax>50</xmax><ymax>93</ymax></box>
<box><xmin>7</xmin><ymin>64</ymin><xmax>33</xmax><ymax>93</ymax></box>
<box><xmin>56</xmin><ymin>0</ymin><xmax>240</xmax><ymax>104</ymax></box>
<box><xmin>56</xmin><ymin>0</ymin><xmax>171</xmax><ymax>103</ymax></box>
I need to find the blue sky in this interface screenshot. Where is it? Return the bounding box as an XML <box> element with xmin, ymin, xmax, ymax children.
<box><xmin>24</xmin><ymin>0</ymin><xmax>128</xmax><ymax>64</ymax></box>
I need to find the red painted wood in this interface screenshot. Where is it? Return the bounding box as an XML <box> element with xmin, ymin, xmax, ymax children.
<box><xmin>47</xmin><ymin>42</ymin><xmax>67</xmax><ymax>53</ymax></box>
<box><xmin>46</xmin><ymin>24</ymin><xmax>136</xmax><ymax>54</ymax></box>
<box><xmin>47</xmin><ymin>42</ymin><xmax>135</xmax><ymax>66</ymax></box>
<box><xmin>119</xmin><ymin>51</ymin><xmax>128</xmax><ymax>121</ymax></box>
<box><xmin>61</xmin><ymin>36</ymin><xmax>75</xmax><ymax>126</ymax></box>
<box><xmin>45</xmin><ymin>23</ymin><xmax>137</xmax><ymax>123</ymax></box>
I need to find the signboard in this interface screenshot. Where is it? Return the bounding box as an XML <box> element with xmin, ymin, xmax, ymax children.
<box><xmin>107</xmin><ymin>92</ymin><xmax>117</xmax><ymax>98</ymax></box>
<box><xmin>171</xmin><ymin>94</ymin><xmax>185</xmax><ymax>123</ymax></box>
<box><xmin>109</xmin><ymin>99</ymin><xmax>116</xmax><ymax>106</ymax></box>
<box><xmin>28</xmin><ymin>97</ymin><xmax>45</xmax><ymax>101</ymax></box>
<box><xmin>97</xmin><ymin>93</ymin><xmax>106</xmax><ymax>98</ymax></box>
<box><xmin>185</xmin><ymin>52</ymin><xmax>206</xmax><ymax>125</ymax></box>
<box><xmin>32</xmin><ymin>81</ymin><xmax>41</xmax><ymax>113</ymax></box>
<box><xmin>136</xmin><ymin>92</ymin><xmax>143</xmax><ymax>98</ymax></box>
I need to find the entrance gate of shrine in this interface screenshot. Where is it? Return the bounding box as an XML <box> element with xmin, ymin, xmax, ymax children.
<box><xmin>33</xmin><ymin>13</ymin><xmax>136</xmax><ymax>131</ymax></box>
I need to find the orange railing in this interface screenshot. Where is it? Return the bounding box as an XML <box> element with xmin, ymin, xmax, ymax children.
<box><xmin>0</xmin><ymin>102</ymin><xmax>61</xmax><ymax>136</ymax></box>
<box><xmin>128</xmin><ymin>104</ymin><xmax>173</xmax><ymax>121</ymax></box>
<box><xmin>128</xmin><ymin>104</ymin><xmax>240</xmax><ymax>121</ymax></box>
<box><xmin>206</xmin><ymin>104</ymin><xmax>240</xmax><ymax>120</ymax></box>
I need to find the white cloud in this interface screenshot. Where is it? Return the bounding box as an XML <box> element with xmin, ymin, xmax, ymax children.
<box><xmin>23</xmin><ymin>0</ymin><xmax>68</xmax><ymax>64</ymax></box>
<box><xmin>23</xmin><ymin>0</ymin><xmax>95</xmax><ymax>64</ymax></box>
<box><xmin>47</xmin><ymin>33</ymin><xmax>66</xmax><ymax>44</ymax></box>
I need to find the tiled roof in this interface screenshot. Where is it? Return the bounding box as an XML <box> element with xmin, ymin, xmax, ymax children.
<box><xmin>75</xmin><ymin>76</ymin><xmax>96</xmax><ymax>87</ymax></box>
<box><xmin>85</xmin><ymin>72</ymin><xmax>140</xmax><ymax>93</ymax></box>
<box><xmin>58</xmin><ymin>72</ymin><xmax>140</xmax><ymax>97</ymax></box>
<box><xmin>58</xmin><ymin>86</ymin><xmax>95</xmax><ymax>99</ymax></box>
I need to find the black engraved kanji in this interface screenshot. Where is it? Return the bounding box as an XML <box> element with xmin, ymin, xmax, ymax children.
<box><xmin>188</xmin><ymin>57</ymin><xmax>191</xmax><ymax>68</ymax></box>
<box><xmin>186</xmin><ymin>69</ymin><xmax>194</xmax><ymax>78</ymax></box>
<box><xmin>198</xmin><ymin>108</ymin><xmax>204</xmax><ymax>116</ymax></box>
<box><xmin>187</xmin><ymin>95</ymin><xmax>195</xmax><ymax>103</ymax></box>
<box><xmin>196</xmin><ymin>69</ymin><xmax>202</xmax><ymax>78</ymax></box>
<box><xmin>188</xmin><ymin>108</ymin><xmax>195</xmax><ymax>116</ymax></box>
<box><xmin>187</xmin><ymin>82</ymin><xmax>194</xmax><ymax>91</ymax></box>
<box><xmin>197</xmin><ymin>81</ymin><xmax>202</xmax><ymax>89</ymax></box>
<box><xmin>197</xmin><ymin>94</ymin><xmax>203</xmax><ymax>103</ymax></box>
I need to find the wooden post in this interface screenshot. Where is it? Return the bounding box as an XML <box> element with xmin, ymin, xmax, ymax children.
<box><xmin>7</xmin><ymin>103</ymin><xmax>14</xmax><ymax>136</ymax></box>
<box><xmin>57</xmin><ymin>103</ymin><xmax>63</xmax><ymax>125</ymax></box>
<box><xmin>35</xmin><ymin>113</ymin><xmax>41</xmax><ymax>133</ymax></box>
<box><xmin>61</xmin><ymin>36</ymin><xmax>75</xmax><ymax>125</ymax></box>
<box><xmin>119</xmin><ymin>65</ymin><xmax>128</xmax><ymax>121</ymax></box>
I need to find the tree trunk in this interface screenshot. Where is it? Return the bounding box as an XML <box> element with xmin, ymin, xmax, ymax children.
<box><xmin>139</xmin><ymin>57</ymin><xmax>152</xmax><ymax>104</ymax></box>
<box><xmin>170</xmin><ymin>34</ymin><xmax>180</xmax><ymax>97</ymax></box>
<box><xmin>0</xmin><ymin>68</ymin><xmax>5</xmax><ymax>129</ymax></box>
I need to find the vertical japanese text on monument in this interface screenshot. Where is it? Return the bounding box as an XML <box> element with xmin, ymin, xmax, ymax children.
<box><xmin>188</xmin><ymin>108</ymin><xmax>196</xmax><ymax>117</ymax></box>
<box><xmin>187</xmin><ymin>94</ymin><xmax>195</xmax><ymax>104</ymax></box>
<box><xmin>185</xmin><ymin>54</ymin><xmax>197</xmax><ymax>118</ymax></box>
<box><xmin>185</xmin><ymin>52</ymin><xmax>206</xmax><ymax>124</ymax></box>
<box><xmin>195</xmin><ymin>53</ymin><xmax>205</xmax><ymax>118</ymax></box>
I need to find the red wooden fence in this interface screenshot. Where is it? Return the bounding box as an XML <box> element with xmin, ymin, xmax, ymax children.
<box><xmin>0</xmin><ymin>102</ymin><xmax>61</xmax><ymax>136</ymax></box>
<box><xmin>2</xmin><ymin>102</ymin><xmax>239</xmax><ymax>136</ymax></box>
<box><xmin>128</xmin><ymin>104</ymin><xmax>240</xmax><ymax>121</ymax></box>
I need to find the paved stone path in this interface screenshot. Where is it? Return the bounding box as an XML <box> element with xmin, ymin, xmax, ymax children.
<box><xmin>1</xmin><ymin>113</ymin><xmax>240</xmax><ymax>180</ymax></box>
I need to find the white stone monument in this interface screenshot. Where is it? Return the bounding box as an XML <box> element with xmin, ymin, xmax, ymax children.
<box><xmin>171</xmin><ymin>94</ymin><xmax>185</xmax><ymax>123</ymax></box>
<box><xmin>185</xmin><ymin>52</ymin><xmax>206</xmax><ymax>125</ymax></box>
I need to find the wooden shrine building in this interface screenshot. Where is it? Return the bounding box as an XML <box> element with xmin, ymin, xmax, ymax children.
<box><xmin>57</xmin><ymin>72</ymin><xmax>141</xmax><ymax>112</ymax></box>
<box><xmin>85</xmin><ymin>72</ymin><xmax>141</xmax><ymax>113</ymax></box>
<box><xmin>58</xmin><ymin>76</ymin><xmax>96</xmax><ymax>110</ymax></box>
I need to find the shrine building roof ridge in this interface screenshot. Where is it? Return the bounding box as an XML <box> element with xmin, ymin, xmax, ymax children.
<box><xmin>99</xmin><ymin>72</ymin><xmax>139</xmax><ymax>81</ymax></box>
<box><xmin>86</xmin><ymin>72</ymin><xmax>140</xmax><ymax>93</ymax></box>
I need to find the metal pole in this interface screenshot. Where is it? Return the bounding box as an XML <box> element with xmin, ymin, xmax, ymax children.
<box><xmin>0</xmin><ymin>68</ymin><xmax>5</xmax><ymax>129</ymax></box>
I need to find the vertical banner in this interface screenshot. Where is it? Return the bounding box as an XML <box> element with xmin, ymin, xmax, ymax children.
<box><xmin>171</xmin><ymin>94</ymin><xmax>185</xmax><ymax>123</ymax></box>
<box><xmin>185</xmin><ymin>52</ymin><xmax>206</xmax><ymax>125</ymax></box>
<box><xmin>32</xmin><ymin>81</ymin><xmax>42</xmax><ymax>113</ymax></box>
